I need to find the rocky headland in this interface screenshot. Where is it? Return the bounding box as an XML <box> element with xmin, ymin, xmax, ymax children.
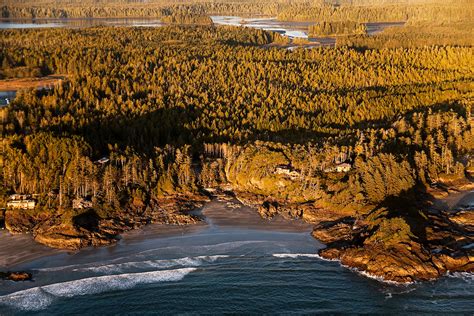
<box><xmin>232</xmin><ymin>184</ymin><xmax>474</xmax><ymax>284</ymax></box>
<box><xmin>1</xmin><ymin>155</ymin><xmax>473</xmax><ymax>284</ymax></box>
<box><xmin>2</xmin><ymin>194</ymin><xmax>207</xmax><ymax>250</ymax></box>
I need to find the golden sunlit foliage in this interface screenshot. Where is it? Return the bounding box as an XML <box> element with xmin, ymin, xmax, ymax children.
<box><xmin>0</xmin><ymin>21</ymin><xmax>473</xmax><ymax>213</ymax></box>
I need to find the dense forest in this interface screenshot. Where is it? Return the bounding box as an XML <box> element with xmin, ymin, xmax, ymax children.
<box><xmin>1</xmin><ymin>24</ymin><xmax>473</xmax><ymax>216</ymax></box>
<box><xmin>0</xmin><ymin>0</ymin><xmax>473</xmax><ymax>281</ymax></box>
<box><xmin>2</xmin><ymin>0</ymin><xmax>473</xmax><ymax>24</ymax></box>
<box><xmin>338</xmin><ymin>21</ymin><xmax>474</xmax><ymax>48</ymax></box>
<box><xmin>309</xmin><ymin>21</ymin><xmax>366</xmax><ymax>36</ymax></box>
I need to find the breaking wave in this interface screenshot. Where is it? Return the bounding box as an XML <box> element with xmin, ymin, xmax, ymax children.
<box><xmin>447</xmin><ymin>272</ymin><xmax>474</xmax><ymax>282</ymax></box>
<box><xmin>272</xmin><ymin>253</ymin><xmax>416</xmax><ymax>285</ymax></box>
<box><xmin>272</xmin><ymin>253</ymin><xmax>321</xmax><ymax>259</ymax></box>
<box><xmin>272</xmin><ymin>253</ymin><xmax>339</xmax><ymax>262</ymax></box>
<box><xmin>39</xmin><ymin>255</ymin><xmax>229</xmax><ymax>273</ymax></box>
<box><xmin>0</xmin><ymin>268</ymin><xmax>196</xmax><ymax>311</ymax></box>
<box><xmin>346</xmin><ymin>267</ymin><xmax>415</xmax><ymax>285</ymax></box>
<box><xmin>74</xmin><ymin>255</ymin><xmax>228</xmax><ymax>274</ymax></box>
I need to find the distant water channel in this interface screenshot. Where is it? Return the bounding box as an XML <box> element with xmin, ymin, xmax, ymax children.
<box><xmin>0</xmin><ymin>18</ymin><xmax>164</xmax><ymax>29</ymax></box>
<box><xmin>0</xmin><ymin>16</ymin><xmax>404</xmax><ymax>54</ymax></box>
<box><xmin>0</xmin><ymin>16</ymin><xmax>403</xmax><ymax>39</ymax></box>
<box><xmin>0</xmin><ymin>91</ymin><xmax>15</xmax><ymax>108</ymax></box>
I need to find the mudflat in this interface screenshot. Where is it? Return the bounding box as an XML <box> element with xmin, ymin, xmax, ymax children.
<box><xmin>0</xmin><ymin>75</ymin><xmax>66</xmax><ymax>91</ymax></box>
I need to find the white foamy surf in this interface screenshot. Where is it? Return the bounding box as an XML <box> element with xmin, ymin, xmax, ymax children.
<box><xmin>346</xmin><ymin>267</ymin><xmax>415</xmax><ymax>286</ymax></box>
<box><xmin>0</xmin><ymin>268</ymin><xmax>196</xmax><ymax>311</ymax></box>
<box><xmin>38</xmin><ymin>255</ymin><xmax>228</xmax><ymax>273</ymax></box>
<box><xmin>272</xmin><ymin>253</ymin><xmax>338</xmax><ymax>262</ymax></box>
<box><xmin>273</xmin><ymin>254</ymin><xmax>416</xmax><ymax>285</ymax></box>
<box><xmin>74</xmin><ymin>255</ymin><xmax>229</xmax><ymax>273</ymax></box>
<box><xmin>272</xmin><ymin>253</ymin><xmax>320</xmax><ymax>259</ymax></box>
<box><xmin>447</xmin><ymin>272</ymin><xmax>474</xmax><ymax>281</ymax></box>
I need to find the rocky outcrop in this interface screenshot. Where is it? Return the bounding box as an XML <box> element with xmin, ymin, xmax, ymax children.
<box><xmin>0</xmin><ymin>209</ymin><xmax>5</xmax><ymax>229</ymax></box>
<box><xmin>4</xmin><ymin>209</ymin><xmax>51</xmax><ymax>234</ymax></box>
<box><xmin>4</xmin><ymin>194</ymin><xmax>206</xmax><ymax>250</ymax></box>
<box><xmin>450</xmin><ymin>210</ymin><xmax>474</xmax><ymax>230</ymax></box>
<box><xmin>258</xmin><ymin>201</ymin><xmax>280</xmax><ymax>219</ymax></box>
<box><xmin>313</xmin><ymin>207</ymin><xmax>474</xmax><ymax>283</ymax></box>
<box><xmin>0</xmin><ymin>271</ymin><xmax>32</xmax><ymax>282</ymax></box>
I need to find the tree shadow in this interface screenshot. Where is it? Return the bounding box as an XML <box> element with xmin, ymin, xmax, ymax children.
<box><xmin>73</xmin><ymin>209</ymin><xmax>100</xmax><ymax>233</ymax></box>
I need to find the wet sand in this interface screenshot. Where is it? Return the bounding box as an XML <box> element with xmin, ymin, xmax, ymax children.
<box><xmin>0</xmin><ymin>231</ymin><xmax>63</xmax><ymax>269</ymax></box>
<box><xmin>0</xmin><ymin>198</ymin><xmax>312</xmax><ymax>269</ymax></box>
<box><xmin>0</xmin><ymin>75</ymin><xmax>66</xmax><ymax>91</ymax></box>
<box><xmin>432</xmin><ymin>189</ymin><xmax>474</xmax><ymax>212</ymax></box>
<box><xmin>201</xmin><ymin>198</ymin><xmax>312</xmax><ymax>232</ymax></box>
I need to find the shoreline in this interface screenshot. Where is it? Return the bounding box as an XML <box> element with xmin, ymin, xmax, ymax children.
<box><xmin>1</xmin><ymin>187</ymin><xmax>471</xmax><ymax>282</ymax></box>
<box><xmin>0</xmin><ymin>75</ymin><xmax>66</xmax><ymax>91</ymax></box>
<box><xmin>0</xmin><ymin>198</ymin><xmax>312</xmax><ymax>270</ymax></box>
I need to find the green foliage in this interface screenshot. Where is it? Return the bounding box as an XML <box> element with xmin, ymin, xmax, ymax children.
<box><xmin>355</xmin><ymin>154</ymin><xmax>415</xmax><ymax>204</ymax></box>
<box><xmin>364</xmin><ymin>217</ymin><xmax>415</xmax><ymax>247</ymax></box>
<box><xmin>309</xmin><ymin>21</ymin><xmax>366</xmax><ymax>36</ymax></box>
<box><xmin>0</xmin><ymin>22</ymin><xmax>472</xmax><ymax>212</ymax></box>
<box><xmin>339</xmin><ymin>21</ymin><xmax>474</xmax><ymax>48</ymax></box>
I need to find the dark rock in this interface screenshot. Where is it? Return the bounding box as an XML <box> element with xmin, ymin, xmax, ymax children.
<box><xmin>258</xmin><ymin>201</ymin><xmax>279</xmax><ymax>219</ymax></box>
<box><xmin>313</xmin><ymin>209</ymin><xmax>474</xmax><ymax>283</ymax></box>
<box><xmin>0</xmin><ymin>271</ymin><xmax>32</xmax><ymax>282</ymax></box>
<box><xmin>0</xmin><ymin>209</ymin><xmax>5</xmax><ymax>229</ymax></box>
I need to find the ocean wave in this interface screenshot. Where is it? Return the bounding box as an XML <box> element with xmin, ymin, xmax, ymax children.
<box><xmin>0</xmin><ymin>268</ymin><xmax>196</xmax><ymax>311</ymax></box>
<box><xmin>135</xmin><ymin>240</ymin><xmax>269</xmax><ymax>257</ymax></box>
<box><xmin>446</xmin><ymin>272</ymin><xmax>474</xmax><ymax>281</ymax></box>
<box><xmin>272</xmin><ymin>253</ymin><xmax>415</xmax><ymax>285</ymax></box>
<box><xmin>272</xmin><ymin>253</ymin><xmax>338</xmax><ymax>262</ymax></box>
<box><xmin>73</xmin><ymin>255</ymin><xmax>229</xmax><ymax>273</ymax></box>
<box><xmin>272</xmin><ymin>253</ymin><xmax>320</xmax><ymax>259</ymax></box>
<box><xmin>346</xmin><ymin>266</ymin><xmax>415</xmax><ymax>286</ymax></box>
<box><xmin>39</xmin><ymin>255</ymin><xmax>228</xmax><ymax>273</ymax></box>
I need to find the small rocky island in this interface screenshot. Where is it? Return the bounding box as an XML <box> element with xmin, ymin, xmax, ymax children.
<box><xmin>0</xmin><ymin>271</ymin><xmax>32</xmax><ymax>282</ymax></box>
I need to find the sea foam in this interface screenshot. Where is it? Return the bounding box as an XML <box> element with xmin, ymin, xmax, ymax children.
<box><xmin>38</xmin><ymin>255</ymin><xmax>228</xmax><ymax>273</ymax></box>
<box><xmin>272</xmin><ymin>253</ymin><xmax>414</xmax><ymax>285</ymax></box>
<box><xmin>0</xmin><ymin>267</ymin><xmax>196</xmax><ymax>311</ymax></box>
<box><xmin>74</xmin><ymin>255</ymin><xmax>229</xmax><ymax>273</ymax></box>
<box><xmin>272</xmin><ymin>253</ymin><xmax>321</xmax><ymax>259</ymax></box>
<box><xmin>447</xmin><ymin>272</ymin><xmax>474</xmax><ymax>281</ymax></box>
<box><xmin>272</xmin><ymin>253</ymin><xmax>339</xmax><ymax>262</ymax></box>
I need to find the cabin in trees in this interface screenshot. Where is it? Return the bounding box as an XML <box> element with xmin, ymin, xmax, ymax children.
<box><xmin>324</xmin><ymin>163</ymin><xmax>352</xmax><ymax>173</ymax></box>
<box><xmin>72</xmin><ymin>198</ymin><xmax>93</xmax><ymax>209</ymax></box>
<box><xmin>6</xmin><ymin>194</ymin><xmax>36</xmax><ymax>210</ymax></box>
<box><xmin>274</xmin><ymin>165</ymin><xmax>301</xmax><ymax>180</ymax></box>
<box><xmin>95</xmin><ymin>157</ymin><xmax>110</xmax><ymax>165</ymax></box>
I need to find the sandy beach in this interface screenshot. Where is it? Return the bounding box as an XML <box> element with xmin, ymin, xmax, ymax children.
<box><xmin>2</xmin><ymin>190</ymin><xmax>472</xmax><ymax>269</ymax></box>
<box><xmin>0</xmin><ymin>198</ymin><xmax>312</xmax><ymax>269</ymax></box>
<box><xmin>0</xmin><ymin>231</ymin><xmax>63</xmax><ymax>269</ymax></box>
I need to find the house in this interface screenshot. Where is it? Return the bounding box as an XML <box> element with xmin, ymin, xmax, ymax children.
<box><xmin>72</xmin><ymin>198</ymin><xmax>93</xmax><ymax>209</ymax></box>
<box><xmin>324</xmin><ymin>163</ymin><xmax>352</xmax><ymax>173</ymax></box>
<box><xmin>335</xmin><ymin>163</ymin><xmax>351</xmax><ymax>173</ymax></box>
<box><xmin>274</xmin><ymin>165</ymin><xmax>301</xmax><ymax>180</ymax></box>
<box><xmin>7</xmin><ymin>197</ymin><xmax>36</xmax><ymax>210</ymax></box>
<box><xmin>95</xmin><ymin>157</ymin><xmax>110</xmax><ymax>164</ymax></box>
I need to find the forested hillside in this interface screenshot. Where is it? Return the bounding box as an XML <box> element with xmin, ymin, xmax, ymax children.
<box><xmin>2</xmin><ymin>0</ymin><xmax>473</xmax><ymax>23</ymax></box>
<box><xmin>1</xmin><ymin>25</ymin><xmax>473</xmax><ymax>212</ymax></box>
<box><xmin>1</xmin><ymin>1</ymin><xmax>473</xmax><ymax>281</ymax></box>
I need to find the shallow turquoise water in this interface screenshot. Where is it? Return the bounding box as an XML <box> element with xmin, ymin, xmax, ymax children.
<box><xmin>0</xmin><ymin>226</ymin><xmax>472</xmax><ymax>315</ymax></box>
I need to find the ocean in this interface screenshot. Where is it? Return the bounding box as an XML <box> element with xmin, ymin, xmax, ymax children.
<box><xmin>0</xmin><ymin>219</ymin><xmax>473</xmax><ymax>315</ymax></box>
